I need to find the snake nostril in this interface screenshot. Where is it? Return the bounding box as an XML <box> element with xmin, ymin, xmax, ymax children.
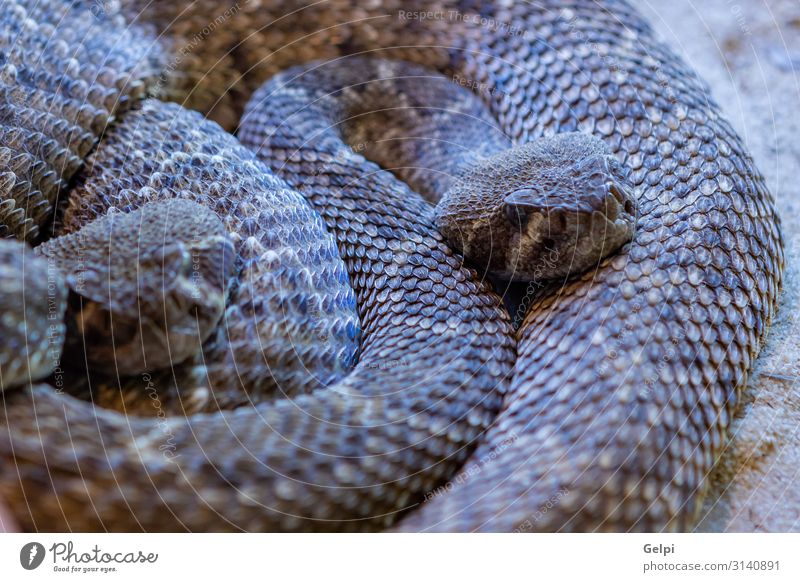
<box><xmin>608</xmin><ymin>181</ymin><xmax>636</xmax><ymax>218</ymax></box>
<box><xmin>624</xmin><ymin>199</ymin><xmax>635</xmax><ymax>216</ymax></box>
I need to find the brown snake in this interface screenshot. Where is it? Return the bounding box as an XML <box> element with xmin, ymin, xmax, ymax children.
<box><xmin>0</xmin><ymin>0</ymin><xmax>784</xmax><ymax>532</ymax></box>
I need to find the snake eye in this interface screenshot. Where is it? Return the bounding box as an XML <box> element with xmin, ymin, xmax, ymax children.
<box><xmin>503</xmin><ymin>188</ymin><xmax>543</xmax><ymax>228</ymax></box>
<box><xmin>572</xmin><ymin>153</ymin><xmax>611</xmax><ymax>178</ymax></box>
<box><xmin>505</xmin><ymin>201</ymin><xmax>531</xmax><ymax>228</ymax></box>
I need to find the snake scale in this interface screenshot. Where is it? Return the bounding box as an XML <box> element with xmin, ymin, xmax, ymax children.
<box><xmin>0</xmin><ymin>0</ymin><xmax>784</xmax><ymax>532</ymax></box>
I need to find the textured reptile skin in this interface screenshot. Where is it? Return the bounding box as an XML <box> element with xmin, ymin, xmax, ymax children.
<box><xmin>0</xmin><ymin>0</ymin><xmax>515</xmax><ymax>532</ymax></box>
<box><xmin>60</xmin><ymin>99</ymin><xmax>363</xmax><ymax>410</ymax></box>
<box><xmin>239</xmin><ymin>57</ymin><xmax>636</xmax><ymax>281</ymax></box>
<box><xmin>0</xmin><ymin>0</ymin><xmax>785</xmax><ymax>532</ymax></box>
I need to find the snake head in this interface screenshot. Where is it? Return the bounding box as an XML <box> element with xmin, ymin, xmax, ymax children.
<box><xmin>37</xmin><ymin>199</ymin><xmax>237</xmax><ymax>375</ymax></box>
<box><xmin>434</xmin><ymin>132</ymin><xmax>637</xmax><ymax>281</ymax></box>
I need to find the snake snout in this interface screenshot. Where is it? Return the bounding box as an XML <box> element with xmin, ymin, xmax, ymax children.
<box><xmin>496</xmin><ymin>168</ymin><xmax>636</xmax><ymax>281</ymax></box>
<box><xmin>504</xmin><ymin>188</ymin><xmax>539</xmax><ymax>228</ymax></box>
<box><xmin>144</xmin><ymin>234</ymin><xmax>236</xmax><ymax>367</ymax></box>
<box><xmin>582</xmin><ymin>165</ymin><xmax>637</xmax><ymax>249</ymax></box>
<box><xmin>169</xmin><ymin>234</ymin><xmax>237</xmax><ymax>329</ymax></box>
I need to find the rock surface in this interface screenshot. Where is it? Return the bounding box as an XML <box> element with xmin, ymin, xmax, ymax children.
<box><xmin>643</xmin><ymin>0</ymin><xmax>800</xmax><ymax>532</ymax></box>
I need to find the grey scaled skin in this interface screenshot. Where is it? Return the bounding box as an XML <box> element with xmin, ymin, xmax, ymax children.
<box><xmin>238</xmin><ymin>58</ymin><xmax>636</xmax><ymax>285</ymax></box>
<box><xmin>0</xmin><ymin>1</ymin><xmax>516</xmax><ymax>531</ymax></box>
<box><xmin>0</xmin><ymin>0</ymin><xmax>785</xmax><ymax>533</ymax></box>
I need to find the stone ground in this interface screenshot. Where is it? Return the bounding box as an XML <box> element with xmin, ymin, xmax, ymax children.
<box><xmin>642</xmin><ymin>0</ymin><xmax>800</xmax><ymax>532</ymax></box>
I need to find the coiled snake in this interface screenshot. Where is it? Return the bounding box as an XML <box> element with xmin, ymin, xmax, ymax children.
<box><xmin>0</xmin><ymin>0</ymin><xmax>784</xmax><ymax>532</ymax></box>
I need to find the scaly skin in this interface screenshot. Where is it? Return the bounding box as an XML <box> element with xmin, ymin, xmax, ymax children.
<box><xmin>0</xmin><ymin>0</ymin><xmax>785</xmax><ymax>531</ymax></box>
<box><xmin>0</xmin><ymin>0</ymin><xmax>515</xmax><ymax>531</ymax></box>
<box><xmin>239</xmin><ymin>57</ymin><xmax>637</xmax><ymax>281</ymax></box>
<box><xmin>133</xmin><ymin>0</ymin><xmax>784</xmax><ymax>531</ymax></box>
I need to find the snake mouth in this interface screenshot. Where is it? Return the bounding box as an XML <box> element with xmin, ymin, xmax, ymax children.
<box><xmin>605</xmin><ymin>177</ymin><xmax>637</xmax><ymax>224</ymax></box>
<box><xmin>610</xmin><ymin>182</ymin><xmax>636</xmax><ymax>216</ymax></box>
<box><xmin>60</xmin><ymin>268</ymin><xmax>224</xmax><ymax>376</ymax></box>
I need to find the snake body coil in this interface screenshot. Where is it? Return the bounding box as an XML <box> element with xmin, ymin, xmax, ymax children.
<box><xmin>0</xmin><ymin>0</ymin><xmax>784</xmax><ymax>532</ymax></box>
